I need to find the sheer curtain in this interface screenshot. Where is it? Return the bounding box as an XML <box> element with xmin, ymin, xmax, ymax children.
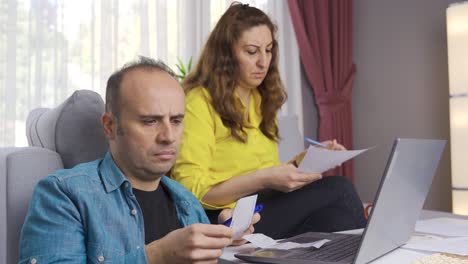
<box><xmin>0</xmin><ymin>0</ymin><xmax>302</xmax><ymax>147</ymax></box>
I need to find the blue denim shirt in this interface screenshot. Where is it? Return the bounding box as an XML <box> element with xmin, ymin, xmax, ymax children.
<box><xmin>19</xmin><ymin>152</ymin><xmax>209</xmax><ymax>264</ymax></box>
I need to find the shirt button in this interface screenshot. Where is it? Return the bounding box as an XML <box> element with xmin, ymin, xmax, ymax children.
<box><xmin>30</xmin><ymin>259</ymin><xmax>37</xmax><ymax>264</ymax></box>
<box><xmin>124</xmin><ymin>182</ymin><xmax>129</xmax><ymax>188</ymax></box>
<box><xmin>131</xmin><ymin>209</ymin><xmax>137</xmax><ymax>215</ymax></box>
<box><xmin>98</xmin><ymin>255</ymin><xmax>105</xmax><ymax>262</ymax></box>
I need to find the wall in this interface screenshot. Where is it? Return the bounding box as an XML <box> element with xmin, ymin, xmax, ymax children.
<box><xmin>352</xmin><ymin>0</ymin><xmax>458</xmax><ymax>211</ymax></box>
<box><xmin>301</xmin><ymin>0</ymin><xmax>456</xmax><ymax>211</ymax></box>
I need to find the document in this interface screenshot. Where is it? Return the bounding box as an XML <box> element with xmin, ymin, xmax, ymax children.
<box><xmin>403</xmin><ymin>236</ymin><xmax>468</xmax><ymax>255</ymax></box>
<box><xmin>298</xmin><ymin>146</ymin><xmax>371</xmax><ymax>173</ymax></box>
<box><xmin>415</xmin><ymin>217</ymin><xmax>468</xmax><ymax>237</ymax></box>
<box><xmin>230</xmin><ymin>195</ymin><xmax>258</xmax><ymax>240</ymax></box>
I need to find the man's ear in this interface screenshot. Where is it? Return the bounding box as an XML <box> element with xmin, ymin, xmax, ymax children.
<box><xmin>102</xmin><ymin>112</ymin><xmax>116</xmax><ymax>140</ymax></box>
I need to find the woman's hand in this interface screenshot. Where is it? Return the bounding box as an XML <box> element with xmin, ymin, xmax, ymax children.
<box><xmin>288</xmin><ymin>139</ymin><xmax>346</xmax><ymax>167</ymax></box>
<box><xmin>261</xmin><ymin>164</ymin><xmax>322</xmax><ymax>193</ymax></box>
<box><xmin>321</xmin><ymin>139</ymin><xmax>346</xmax><ymax>150</ymax></box>
<box><xmin>287</xmin><ymin>150</ymin><xmax>307</xmax><ymax>167</ymax></box>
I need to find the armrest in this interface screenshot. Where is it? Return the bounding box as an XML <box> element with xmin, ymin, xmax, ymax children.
<box><xmin>0</xmin><ymin>147</ymin><xmax>63</xmax><ymax>264</ymax></box>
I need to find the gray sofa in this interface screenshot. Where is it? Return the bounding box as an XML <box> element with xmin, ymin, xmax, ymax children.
<box><xmin>0</xmin><ymin>89</ymin><xmax>303</xmax><ymax>264</ymax></box>
<box><xmin>0</xmin><ymin>90</ymin><xmax>108</xmax><ymax>264</ymax></box>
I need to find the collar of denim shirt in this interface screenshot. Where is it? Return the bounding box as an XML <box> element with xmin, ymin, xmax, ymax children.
<box><xmin>99</xmin><ymin>152</ymin><xmax>176</xmax><ymax>195</ymax></box>
<box><xmin>99</xmin><ymin>152</ymin><xmax>129</xmax><ymax>193</ymax></box>
<box><xmin>98</xmin><ymin>152</ymin><xmax>209</xmax><ymax>223</ymax></box>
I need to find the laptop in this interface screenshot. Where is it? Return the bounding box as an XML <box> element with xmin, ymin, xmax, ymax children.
<box><xmin>235</xmin><ymin>138</ymin><xmax>446</xmax><ymax>264</ymax></box>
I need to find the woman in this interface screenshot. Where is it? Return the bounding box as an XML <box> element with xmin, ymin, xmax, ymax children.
<box><xmin>171</xmin><ymin>2</ymin><xmax>366</xmax><ymax>239</ymax></box>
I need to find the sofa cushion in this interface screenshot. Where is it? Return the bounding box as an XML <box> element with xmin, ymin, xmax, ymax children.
<box><xmin>278</xmin><ymin>114</ymin><xmax>305</xmax><ymax>163</ymax></box>
<box><xmin>26</xmin><ymin>90</ymin><xmax>108</xmax><ymax>168</ymax></box>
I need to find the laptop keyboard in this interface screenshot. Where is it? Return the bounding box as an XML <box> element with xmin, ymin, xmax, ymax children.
<box><xmin>293</xmin><ymin>235</ymin><xmax>361</xmax><ymax>261</ymax></box>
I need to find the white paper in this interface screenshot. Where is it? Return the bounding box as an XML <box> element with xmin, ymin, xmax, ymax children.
<box><xmin>230</xmin><ymin>195</ymin><xmax>257</xmax><ymax>240</ymax></box>
<box><xmin>415</xmin><ymin>217</ymin><xmax>468</xmax><ymax>237</ymax></box>
<box><xmin>242</xmin><ymin>233</ymin><xmax>277</xmax><ymax>248</ymax></box>
<box><xmin>402</xmin><ymin>236</ymin><xmax>468</xmax><ymax>255</ymax></box>
<box><xmin>271</xmin><ymin>240</ymin><xmax>330</xmax><ymax>250</ymax></box>
<box><xmin>298</xmin><ymin>146</ymin><xmax>371</xmax><ymax>173</ymax></box>
<box><xmin>243</xmin><ymin>233</ymin><xmax>330</xmax><ymax>250</ymax></box>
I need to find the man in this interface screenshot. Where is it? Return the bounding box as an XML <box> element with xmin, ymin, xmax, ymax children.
<box><xmin>19</xmin><ymin>57</ymin><xmax>257</xmax><ymax>263</ymax></box>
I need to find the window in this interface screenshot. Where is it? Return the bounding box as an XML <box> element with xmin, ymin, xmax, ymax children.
<box><xmin>0</xmin><ymin>0</ymin><xmax>301</xmax><ymax>147</ymax></box>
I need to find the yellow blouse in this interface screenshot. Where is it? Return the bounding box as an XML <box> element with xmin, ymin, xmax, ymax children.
<box><xmin>171</xmin><ymin>86</ymin><xmax>280</xmax><ymax>209</ymax></box>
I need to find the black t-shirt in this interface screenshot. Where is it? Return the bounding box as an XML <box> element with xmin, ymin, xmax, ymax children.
<box><xmin>133</xmin><ymin>185</ymin><xmax>181</xmax><ymax>244</ymax></box>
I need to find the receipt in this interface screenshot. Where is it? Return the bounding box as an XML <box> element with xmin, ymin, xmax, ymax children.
<box><xmin>230</xmin><ymin>195</ymin><xmax>257</xmax><ymax>240</ymax></box>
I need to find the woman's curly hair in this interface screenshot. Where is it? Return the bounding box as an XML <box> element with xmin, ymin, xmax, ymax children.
<box><xmin>183</xmin><ymin>2</ymin><xmax>287</xmax><ymax>143</ymax></box>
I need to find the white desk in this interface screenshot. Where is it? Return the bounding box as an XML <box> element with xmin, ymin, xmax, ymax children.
<box><xmin>371</xmin><ymin>210</ymin><xmax>468</xmax><ymax>263</ymax></box>
<box><xmin>220</xmin><ymin>210</ymin><xmax>468</xmax><ymax>263</ymax></box>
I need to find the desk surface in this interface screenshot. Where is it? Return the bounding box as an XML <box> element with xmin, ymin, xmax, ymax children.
<box><xmin>371</xmin><ymin>210</ymin><xmax>468</xmax><ymax>264</ymax></box>
<box><xmin>220</xmin><ymin>210</ymin><xmax>468</xmax><ymax>263</ymax></box>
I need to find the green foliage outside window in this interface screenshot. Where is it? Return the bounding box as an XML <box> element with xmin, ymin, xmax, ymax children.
<box><xmin>174</xmin><ymin>57</ymin><xmax>192</xmax><ymax>82</ymax></box>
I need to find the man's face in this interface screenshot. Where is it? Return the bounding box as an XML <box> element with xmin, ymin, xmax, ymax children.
<box><xmin>104</xmin><ymin>68</ymin><xmax>185</xmax><ymax>185</ymax></box>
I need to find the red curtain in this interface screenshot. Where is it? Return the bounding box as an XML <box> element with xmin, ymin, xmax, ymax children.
<box><xmin>288</xmin><ymin>0</ymin><xmax>356</xmax><ymax>181</ymax></box>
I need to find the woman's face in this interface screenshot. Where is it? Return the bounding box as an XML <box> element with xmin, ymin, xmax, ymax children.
<box><xmin>234</xmin><ymin>25</ymin><xmax>273</xmax><ymax>90</ymax></box>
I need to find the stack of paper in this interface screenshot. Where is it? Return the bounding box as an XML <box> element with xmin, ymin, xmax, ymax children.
<box><xmin>415</xmin><ymin>218</ymin><xmax>468</xmax><ymax>237</ymax></box>
<box><xmin>404</xmin><ymin>236</ymin><xmax>468</xmax><ymax>256</ymax></box>
<box><xmin>403</xmin><ymin>218</ymin><xmax>468</xmax><ymax>256</ymax></box>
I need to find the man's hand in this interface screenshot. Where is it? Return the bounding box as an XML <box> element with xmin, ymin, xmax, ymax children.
<box><xmin>145</xmin><ymin>223</ymin><xmax>232</xmax><ymax>264</ymax></box>
<box><xmin>218</xmin><ymin>208</ymin><xmax>261</xmax><ymax>246</ymax></box>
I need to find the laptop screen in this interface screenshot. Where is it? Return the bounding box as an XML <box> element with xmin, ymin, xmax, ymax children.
<box><xmin>354</xmin><ymin>138</ymin><xmax>445</xmax><ymax>264</ymax></box>
<box><xmin>234</xmin><ymin>138</ymin><xmax>446</xmax><ymax>264</ymax></box>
